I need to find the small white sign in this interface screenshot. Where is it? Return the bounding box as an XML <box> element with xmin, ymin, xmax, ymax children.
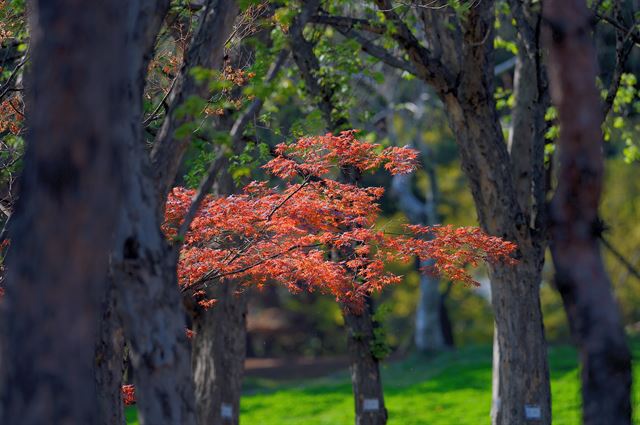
<box><xmin>221</xmin><ymin>403</ymin><xmax>233</xmax><ymax>419</ymax></box>
<box><xmin>524</xmin><ymin>405</ymin><xmax>541</xmax><ymax>420</ymax></box>
<box><xmin>363</xmin><ymin>398</ymin><xmax>380</xmax><ymax>412</ymax></box>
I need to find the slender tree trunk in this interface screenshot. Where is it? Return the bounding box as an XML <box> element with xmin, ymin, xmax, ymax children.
<box><xmin>0</xmin><ymin>1</ymin><xmax>129</xmax><ymax>422</ymax></box>
<box><xmin>95</xmin><ymin>276</ymin><xmax>126</xmax><ymax>425</ymax></box>
<box><xmin>415</xmin><ymin>260</ymin><xmax>446</xmax><ymax>352</ymax></box>
<box><xmin>343</xmin><ymin>303</ymin><xmax>388</xmax><ymax>425</ymax></box>
<box><xmin>390</xmin><ymin>151</ymin><xmax>448</xmax><ymax>353</ymax></box>
<box><xmin>193</xmin><ymin>281</ymin><xmax>248</xmax><ymax>425</ymax></box>
<box><xmin>545</xmin><ymin>1</ymin><xmax>632</xmax><ymax>423</ymax></box>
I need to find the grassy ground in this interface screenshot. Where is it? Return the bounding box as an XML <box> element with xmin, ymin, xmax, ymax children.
<box><xmin>126</xmin><ymin>343</ymin><xmax>640</xmax><ymax>424</ymax></box>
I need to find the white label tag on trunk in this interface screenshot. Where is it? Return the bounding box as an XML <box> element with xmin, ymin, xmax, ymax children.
<box><xmin>524</xmin><ymin>405</ymin><xmax>541</xmax><ymax>420</ymax></box>
<box><xmin>221</xmin><ymin>403</ymin><xmax>233</xmax><ymax>419</ymax></box>
<box><xmin>363</xmin><ymin>398</ymin><xmax>380</xmax><ymax>412</ymax></box>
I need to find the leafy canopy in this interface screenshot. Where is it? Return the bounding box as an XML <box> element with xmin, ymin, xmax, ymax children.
<box><xmin>164</xmin><ymin>131</ymin><xmax>517</xmax><ymax>311</ymax></box>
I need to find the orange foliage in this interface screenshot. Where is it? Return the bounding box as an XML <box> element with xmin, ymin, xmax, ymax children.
<box><xmin>164</xmin><ymin>131</ymin><xmax>517</xmax><ymax>310</ymax></box>
<box><xmin>121</xmin><ymin>384</ymin><xmax>136</xmax><ymax>406</ymax></box>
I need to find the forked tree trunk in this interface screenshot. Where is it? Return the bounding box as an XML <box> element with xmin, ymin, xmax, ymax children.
<box><xmin>1</xmin><ymin>1</ymin><xmax>129</xmax><ymax>422</ymax></box>
<box><xmin>343</xmin><ymin>303</ymin><xmax>388</xmax><ymax>425</ymax></box>
<box><xmin>107</xmin><ymin>1</ymin><xmax>199</xmax><ymax>423</ymax></box>
<box><xmin>442</xmin><ymin>91</ymin><xmax>550</xmax><ymax>425</ymax></box>
<box><xmin>364</xmin><ymin>2</ymin><xmax>552</xmax><ymax>423</ymax></box>
<box><xmin>112</xmin><ymin>167</ymin><xmax>197</xmax><ymax>425</ymax></box>
<box><xmin>545</xmin><ymin>1</ymin><xmax>632</xmax><ymax>423</ymax></box>
<box><xmin>192</xmin><ymin>281</ymin><xmax>248</xmax><ymax>425</ymax></box>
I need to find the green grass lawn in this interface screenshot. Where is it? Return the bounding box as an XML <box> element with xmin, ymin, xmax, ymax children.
<box><xmin>126</xmin><ymin>343</ymin><xmax>640</xmax><ymax>424</ymax></box>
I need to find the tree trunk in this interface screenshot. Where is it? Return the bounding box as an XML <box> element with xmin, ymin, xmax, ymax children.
<box><xmin>442</xmin><ymin>90</ymin><xmax>551</xmax><ymax>424</ymax></box>
<box><xmin>95</xmin><ymin>277</ymin><xmax>126</xmax><ymax>425</ymax></box>
<box><xmin>0</xmin><ymin>1</ymin><xmax>129</xmax><ymax>422</ymax></box>
<box><xmin>192</xmin><ymin>281</ymin><xmax>248</xmax><ymax>425</ymax></box>
<box><xmin>365</xmin><ymin>2</ymin><xmax>552</xmax><ymax>422</ymax></box>
<box><xmin>112</xmin><ymin>172</ymin><xmax>197</xmax><ymax>425</ymax></box>
<box><xmin>343</xmin><ymin>303</ymin><xmax>388</xmax><ymax>425</ymax></box>
<box><xmin>390</xmin><ymin>154</ymin><xmax>449</xmax><ymax>353</ymax></box>
<box><xmin>150</xmin><ymin>0</ymin><xmax>239</xmax><ymax>207</ymax></box>
<box><xmin>415</xmin><ymin>260</ymin><xmax>446</xmax><ymax>352</ymax></box>
<box><xmin>107</xmin><ymin>1</ymin><xmax>198</xmax><ymax>423</ymax></box>
<box><xmin>488</xmin><ymin>259</ymin><xmax>549</xmax><ymax>424</ymax></box>
<box><xmin>545</xmin><ymin>1</ymin><xmax>632</xmax><ymax>423</ymax></box>
<box><xmin>290</xmin><ymin>3</ymin><xmax>387</xmax><ymax>423</ymax></box>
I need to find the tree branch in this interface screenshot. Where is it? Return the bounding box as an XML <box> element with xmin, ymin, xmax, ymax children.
<box><xmin>602</xmin><ymin>2</ymin><xmax>634</xmax><ymax>119</ymax></box>
<box><xmin>0</xmin><ymin>49</ymin><xmax>28</xmax><ymax>104</ymax></box>
<box><xmin>333</xmin><ymin>26</ymin><xmax>418</xmax><ymax>75</ymax></box>
<box><xmin>373</xmin><ymin>0</ymin><xmax>454</xmax><ymax>93</ymax></box>
<box><xmin>175</xmin><ymin>49</ymin><xmax>289</xmax><ymax>243</ymax></box>
<box><xmin>309</xmin><ymin>14</ymin><xmax>386</xmax><ymax>34</ymax></box>
<box><xmin>601</xmin><ymin>236</ymin><xmax>640</xmax><ymax>282</ymax></box>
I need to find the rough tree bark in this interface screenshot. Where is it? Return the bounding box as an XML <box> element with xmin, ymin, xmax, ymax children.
<box><xmin>291</xmin><ymin>3</ymin><xmax>387</xmax><ymax>423</ymax></box>
<box><xmin>102</xmin><ymin>1</ymin><xmax>239</xmax><ymax>423</ymax></box>
<box><xmin>106</xmin><ymin>1</ymin><xmax>200</xmax><ymax>424</ymax></box>
<box><xmin>192</xmin><ymin>279</ymin><xmax>248</xmax><ymax>425</ymax></box>
<box><xmin>95</xmin><ymin>277</ymin><xmax>126</xmax><ymax>425</ymax></box>
<box><xmin>0</xmin><ymin>1</ymin><xmax>129</xmax><ymax>423</ymax></box>
<box><xmin>545</xmin><ymin>0</ymin><xmax>632</xmax><ymax>423</ymax></box>
<box><xmin>343</xmin><ymin>303</ymin><xmax>388</xmax><ymax>425</ymax></box>
<box><xmin>371</xmin><ymin>2</ymin><xmax>552</xmax><ymax>423</ymax></box>
<box><xmin>313</xmin><ymin>5</ymin><xmax>551</xmax><ymax>420</ymax></box>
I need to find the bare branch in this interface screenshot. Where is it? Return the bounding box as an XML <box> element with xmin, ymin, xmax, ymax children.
<box><xmin>175</xmin><ymin>49</ymin><xmax>289</xmax><ymax>242</ymax></box>
<box><xmin>602</xmin><ymin>2</ymin><xmax>634</xmax><ymax>118</ymax></box>
<box><xmin>309</xmin><ymin>14</ymin><xmax>386</xmax><ymax>34</ymax></box>
<box><xmin>601</xmin><ymin>236</ymin><xmax>640</xmax><ymax>282</ymax></box>
<box><xmin>333</xmin><ymin>26</ymin><xmax>418</xmax><ymax>75</ymax></box>
<box><xmin>373</xmin><ymin>0</ymin><xmax>454</xmax><ymax>93</ymax></box>
<box><xmin>0</xmin><ymin>49</ymin><xmax>28</xmax><ymax>104</ymax></box>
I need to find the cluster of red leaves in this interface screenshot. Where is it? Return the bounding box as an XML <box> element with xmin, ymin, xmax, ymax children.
<box><xmin>265</xmin><ymin>130</ymin><xmax>418</xmax><ymax>179</ymax></box>
<box><xmin>164</xmin><ymin>131</ymin><xmax>517</xmax><ymax>310</ymax></box>
<box><xmin>185</xmin><ymin>328</ymin><xmax>195</xmax><ymax>340</ymax></box>
<box><xmin>121</xmin><ymin>384</ymin><xmax>136</xmax><ymax>406</ymax></box>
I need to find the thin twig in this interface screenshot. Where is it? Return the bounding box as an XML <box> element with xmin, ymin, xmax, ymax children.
<box><xmin>175</xmin><ymin>49</ymin><xmax>290</xmax><ymax>243</ymax></box>
<box><xmin>0</xmin><ymin>49</ymin><xmax>28</xmax><ymax>104</ymax></box>
<box><xmin>601</xmin><ymin>236</ymin><xmax>640</xmax><ymax>282</ymax></box>
<box><xmin>142</xmin><ymin>76</ymin><xmax>178</xmax><ymax>126</ymax></box>
<box><xmin>182</xmin><ymin>242</ymin><xmax>323</xmax><ymax>292</ymax></box>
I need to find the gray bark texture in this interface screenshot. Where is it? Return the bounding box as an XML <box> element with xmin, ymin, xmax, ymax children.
<box><xmin>545</xmin><ymin>0</ymin><xmax>632</xmax><ymax>423</ymax></box>
<box><xmin>192</xmin><ymin>280</ymin><xmax>248</xmax><ymax>425</ymax></box>
<box><xmin>104</xmin><ymin>1</ymin><xmax>240</xmax><ymax>423</ymax></box>
<box><xmin>343</xmin><ymin>304</ymin><xmax>388</xmax><ymax>425</ymax></box>
<box><xmin>95</xmin><ymin>276</ymin><xmax>126</xmax><ymax>425</ymax></box>
<box><xmin>0</xmin><ymin>1</ymin><xmax>129</xmax><ymax>423</ymax></box>
<box><xmin>107</xmin><ymin>1</ymin><xmax>200</xmax><ymax>424</ymax></box>
<box><xmin>367</xmin><ymin>2</ymin><xmax>552</xmax><ymax>423</ymax></box>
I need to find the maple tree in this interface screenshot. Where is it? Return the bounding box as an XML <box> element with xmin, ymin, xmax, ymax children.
<box><xmin>164</xmin><ymin>131</ymin><xmax>517</xmax><ymax>312</ymax></box>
